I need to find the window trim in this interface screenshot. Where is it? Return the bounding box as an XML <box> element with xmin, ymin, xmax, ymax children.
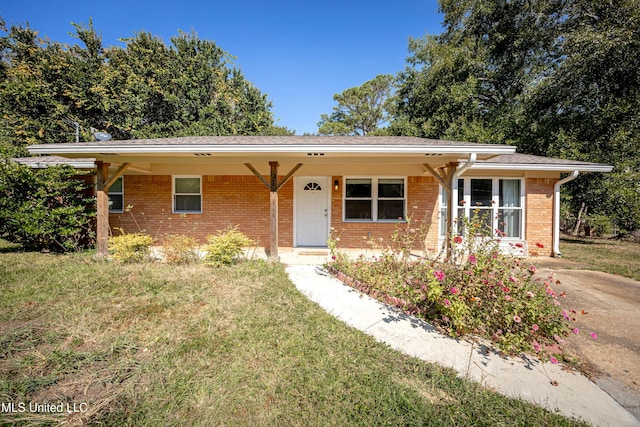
<box><xmin>172</xmin><ymin>175</ymin><xmax>202</xmax><ymax>214</ymax></box>
<box><xmin>343</xmin><ymin>176</ymin><xmax>406</xmax><ymax>222</ymax></box>
<box><xmin>108</xmin><ymin>176</ymin><xmax>124</xmax><ymax>213</ymax></box>
<box><xmin>439</xmin><ymin>177</ymin><xmax>525</xmax><ymax>239</ymax></box>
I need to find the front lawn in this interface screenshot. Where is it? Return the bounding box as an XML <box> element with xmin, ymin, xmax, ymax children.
<box><xmin>0</xmin><ymin>244</ymin><xmax>585</xmax><ymax>426</ymax></box>
<box><xmin>560</xmin><ymin>236</ymin><xmax>640</xmax><ymax>281</ymax></box>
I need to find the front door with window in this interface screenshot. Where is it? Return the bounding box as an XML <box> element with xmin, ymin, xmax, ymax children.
<box><xmin>295</xmin><ymin>177</ymin><xmax>329</xmax><ymax>246</ymax></box>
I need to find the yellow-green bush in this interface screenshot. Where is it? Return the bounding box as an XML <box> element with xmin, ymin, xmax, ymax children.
<box><xmin>108</xmin><ymin>231</ymin><xmax>154</xmax><ymax>263</ymax></box>
<box><xmin>162</xmin><ymin>234</ymin><xmax>200</xmax><ymax>265</ymax></box>
<box><xmin>204</xmin><ymin>226</ymin><xmax>255</xmax><ymax>267</ymax></box>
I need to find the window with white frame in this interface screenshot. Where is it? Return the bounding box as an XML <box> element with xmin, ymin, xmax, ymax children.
<box><xmin>439</xmin><ymin>178</ymin><xmax>524</xmax><ymax>238</ymax></box>
<box><xmin>108</xmin><ymin>177</ymin><xmax>124</xmax><ymax>213</ymax></box>
<box><xmin>344</xmin><ymin>177</ymin><xmax>405</xmax><ymax>221</ymax></box>
<box><xmin>173</xmin><ymin>176</ymin><xmax>202</xmax><ymax>213</ymax></box>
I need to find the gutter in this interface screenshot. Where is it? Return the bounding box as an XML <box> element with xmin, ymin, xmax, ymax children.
<box><xmin>450</xmin><ymin>153</ymin><xmax>477</xmax><ymax>229</ymax></box>
<box><xmin>471</xmin><ymin>163</ymin><xmax>613</xmax><ymax>173</ymax></box>
<box><xmin>553</xmin><ymin>171</ymin><xmax>579</xmax><ymax>257</ymax></box>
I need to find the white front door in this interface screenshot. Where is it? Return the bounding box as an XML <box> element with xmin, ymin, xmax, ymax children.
<box><xmin>295</xmin><ymin>177</ymin><xmax>329</xmax><ymax>247</ymax></box>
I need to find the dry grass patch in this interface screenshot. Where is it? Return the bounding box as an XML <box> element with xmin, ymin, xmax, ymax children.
<box><xmin>0</xmin><ymin>244</ymin><xmax>587</xmax><ymax>426</ymax></box>
<box><xmin>560</xmin><ymin>236</ymin><xmax>640</xmax><ymax>281</ymax></box>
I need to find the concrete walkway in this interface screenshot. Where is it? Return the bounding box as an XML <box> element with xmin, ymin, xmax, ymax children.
<box><xmin>286</xmin><ymin>264</ymin><xmax>640</xmax><ymax>427</ymax></box>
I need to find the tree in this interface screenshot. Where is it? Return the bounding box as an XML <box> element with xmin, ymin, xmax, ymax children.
<box><xmin>0</xmin><ymin>160</ymin><xmax>95</xmax><ymax>252</ymax></box>
<box><xmin>0</xmin><ymin>19</ymin><xmax>290</xmax><ymax>157</ymax></box>
<box><xmin>522</xmin><ymin>0</ymin><xmax>640</xmax><ymax>232</ymax></box>
<box><xmin>389</xmin><ymin>0</ymin><xmax>640</xmax><ymax>233</ymax></box>
<box><xmin>317</xmin><ymin>74</ymin><xmax>394</xmax><ymax>136</ymax></box>
<box><xmin>390</xmin><ymin>34</ymin><xmax>500</xmax><ymax>142</ymax></box>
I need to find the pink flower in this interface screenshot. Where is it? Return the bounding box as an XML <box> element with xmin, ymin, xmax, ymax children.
<box><xmin>469</xmin><ymin>255</ymin><xmax>477</xmax><ymax>265</ymax></box>
<box><xmin>532</xmin><ymin>324</ymin><xmax>539</xmax><ymax>331</ymax></box>
<box><xmin>550</xmin><ymin>356</ymin><xmax>559</xmax><ymax>364</ymax></box>
<box><xmin>454</xmin><ymin>235</ymin><xmax>463</xmax><ymax>244</ymax></box>
<box><xmin>533</xmin><ymin>342</ymin><xmax>541</xmax><ymax>353</ymax></box>
<box><xmin>529</xmin><ymin>265</ymin><xmax>537</xmax><ymax>274</ymax></box>
<box><xmin>590</xmin><ymin>332</ymin><xmax>598</xmax><ymax>340</ymax></box>
<box><xmin>513</xmin><ymin>315</ymin><xmax>522</xmax><ymax>323</ymax></box>
<box><xmin>443</xmin><ymin>299</ymin><xmax>451</xmax><ymax>307</ymax></box>
<box><xmin>433</xmin><ymin>270</ymin><xmax>445</xmax><ymax>282</ymax></box>
<box><xmin>509</xmin><ymin>275</ymin><xmax>518</xmax><ymax>283</ymax></box>
<box><xmin>573</xmin><ymin>328</ymin><xmax>579</xmax><ymax>334</ymax></box>
<box><xmin>450</xmin><ymin>287</ymin><xmax>459</xmax><ymax>295</ymax></box>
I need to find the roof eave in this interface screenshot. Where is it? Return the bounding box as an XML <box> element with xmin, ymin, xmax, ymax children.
<box><xmin>12</xmin><ymin>158</ymin><xmax>96</xmax><ymax>169</ymax></box>
<box><xmin>471</xmin><ymin>163</ymin><xmax>613</xmax><ymax>173</ymax></box>
<box><xmin>27</xmin><ymin>143</ymin><xmax>517</xmax><ymax>156</ymax></box>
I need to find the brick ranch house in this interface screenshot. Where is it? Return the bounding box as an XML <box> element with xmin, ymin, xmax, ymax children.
<box><xmin>27</xmin><ymin>136</ymin><xmax>612</xmax><ymax>259</ymax></box>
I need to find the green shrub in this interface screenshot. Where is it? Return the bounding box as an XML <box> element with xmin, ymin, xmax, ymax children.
<box><xmin>108</xmin><ymin>231</ymin><xmax>154</xmax><ymax>263</ymax></box>
<box><xmin>162</xmin><ymin>234</ymin><xmax>200</xmax><ymax>265</ymax></box>
<box><xmin>328</xmin><ymin>214</ymin><xmax>574</xmax><ymax>358</ymax></box>
<box><xmin>0</xmin><ymin>160</ymin><xmax>95</xmax><ymax>252</ymax></box>
<box><xmin>204</xmin><ymin>226</ymin><xmax>255</xmax><ymax>267</ymax></box>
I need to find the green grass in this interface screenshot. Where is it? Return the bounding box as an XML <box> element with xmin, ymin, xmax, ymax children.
<box><xmin>0</xmin><ymin>244</ymin><xmax>586</xmax><ymax>426</ymax></box>
<box><xmin>560</xmin><ymin>236</ymin><xmax>640</xmax><ymax>281</ymax></box>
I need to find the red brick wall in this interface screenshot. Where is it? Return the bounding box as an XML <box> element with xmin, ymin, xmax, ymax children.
<box><xmin>110</xmin><ymin>174</ymin><xmax>441</xmax><ymax>250</ymax></box>
<box><xmin>109</xmin><ymin>175</ymin><xmax>293</xmax><ymax>247</ymax></box>
<box><xmin>525</xmin><ymin>178</ymin><xmax>555</xmax><ymax>256</ymax></box>
<box><xmin>109</xmin><ymin>174</ymin><xmax>553</xmax><ymax>254</ymax></box>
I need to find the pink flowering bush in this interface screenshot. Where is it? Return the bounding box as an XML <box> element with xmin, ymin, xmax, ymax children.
<box><xmin>328</xmin><ymin>214</ymin><xmax>574</xmax><ymax>356</ymax></box>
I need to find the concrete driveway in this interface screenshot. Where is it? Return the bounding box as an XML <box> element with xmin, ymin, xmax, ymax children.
<box><xmin>535</xmin><ymin>258</ymin><xmax>640</xmax><ymax>420</ymax></box>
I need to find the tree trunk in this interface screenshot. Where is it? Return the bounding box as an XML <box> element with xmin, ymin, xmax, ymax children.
<box><xmin>573</xmin><ymin>203</ymin><xmax>587</xmax><ymax>236</ymax></box>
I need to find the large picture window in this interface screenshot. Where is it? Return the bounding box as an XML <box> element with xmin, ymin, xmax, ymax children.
<box><xmin>173</xmin><ymin>176</ymin><xmax>202</xmax><ymax>213</ymax></box>
<box><xmin>440</xmin><ymin>178</ymin><xmax>524</xmax><ymax>239</ymax></box>
<box><xmin>344</xmin><ymin>177</ymin><xmax>405</xmax><ymax>221</ymax></box>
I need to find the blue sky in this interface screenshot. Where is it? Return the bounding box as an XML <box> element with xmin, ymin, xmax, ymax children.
<box><xmin>1</xmin><ymin>0</ymin><xmax>443</xmax><ymax>135</ymax></box>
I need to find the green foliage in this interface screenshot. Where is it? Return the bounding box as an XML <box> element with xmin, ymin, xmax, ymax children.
<box><xmin>0</xmin><ymin>160</ymin><xmax>94</xmax><ymax>252</ymax></box>
<box><xmin>204</xmin><ymin>226</ymin><xmax>255</xmax><ymax>267</ymax></box>
<box><xmin>318</xmin><ymin>74</ymin><xmax>394</xmax><ymax>136</ymax></box>
<box><xmin>389</xmin><ymin>0</ymin><xmax>640</xmax><ymax>233</ymax></box>
<box><xmin>0</xmin><ymin>20</ymin><xmax>284</xmax><ymax>156</ymax></box>
<box><xmin>329</xmin><ymin>217</ymin><xmax>573</xmax><ymax>357</ymax></box>
<box><xmin>162</xmin><ymin>234</ymin><xmax>201</xmax><ymax>265</ymax></box>
<box><xmin>108</xmin><ymin>231</ymin><xmax>154</xmax><ymax>263</ymax></box>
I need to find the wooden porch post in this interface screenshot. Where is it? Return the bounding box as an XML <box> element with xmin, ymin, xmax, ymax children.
<box><xmin>95</xmin><ymin>161</ymin><xmax>131</xmax><ymax>260</ymax></box>
<box><xmin>269</xmin><ymin>162</ymin><xmax>279</xmax><ymax>260</ymax></box>
<box><xmin>95</xmin><ymin>161</ymin><xmax>110</xmax><ymax>259</ymax></box>
<box><xmin>245</xmin><ymin>162</ymin><xmax>303</xmax><ymax>261</ymax></box>
<box><xmin>424</xmin><ymin>162</ymin><xmax>458</xmax><ymax>259</ymax></box>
